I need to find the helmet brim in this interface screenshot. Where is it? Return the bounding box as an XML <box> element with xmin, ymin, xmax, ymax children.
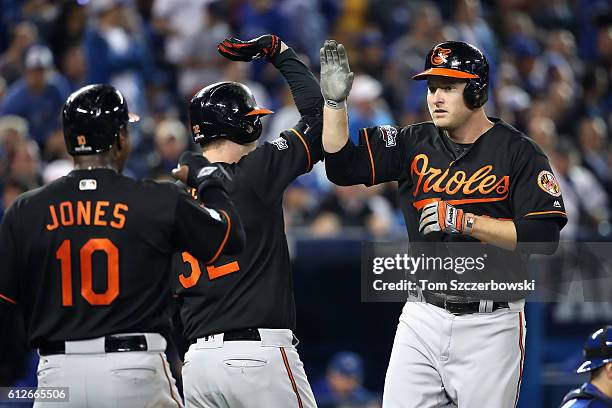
<box><xmin>245</xmin><ymin>108</ymin><xmax>274</xmax><ymax>117</ymax></box>
<box><xmin>576</xmin><ymin>357</ymin><xmax>612</xmax><ymax>373</ymax></box>
<box><xmin>413</xmin><ymin>67</ymin><xmax>479</xmax><ymax>80</ymax></box>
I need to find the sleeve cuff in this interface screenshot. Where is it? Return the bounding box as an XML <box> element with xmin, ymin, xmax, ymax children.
<box><xmin>324</xmin><ymin>138</ymin><xmax>353</xmax><ymax>160</ymax></box>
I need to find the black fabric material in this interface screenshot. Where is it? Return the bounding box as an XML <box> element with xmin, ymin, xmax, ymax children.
<box><xmin>515</xmin><ymin>218</ymin><xmax>560</xmax><ymax>255</ymax></box>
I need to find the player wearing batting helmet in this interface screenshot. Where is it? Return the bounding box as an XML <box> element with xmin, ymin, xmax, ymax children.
<box><xmin>0</xmin><ymin>84</ymin><xmax>245</xmax><ymax>407</ymax></box>
<box><xmin>560</xmin><ymin>326</ymin><xmax>612</xmax><ymax>407</ymax></box>
<box><xmin>172</xmin><ymin>34</ymin><xmax>323</xmax><ymax>407</ymax></box>
<box><xmin>320</xmin><ymin>40</ymin><xmax>567</xmax><ymax>407</ymax></box>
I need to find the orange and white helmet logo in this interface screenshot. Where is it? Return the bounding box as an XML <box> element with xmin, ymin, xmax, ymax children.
<box><xmin>77</xmin><ymin>135</ymin><xmax>87</xmax><ymax>146</ymax></box>
<box><xmin>431</xmin><ymin>47</ymin><xmax>452</xmax><ymax>65</ymax></box>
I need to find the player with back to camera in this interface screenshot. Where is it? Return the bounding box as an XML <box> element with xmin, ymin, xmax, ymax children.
<box><xmin>0</xmin><ymin>84</ymin><xmax>245</xmax><ymax>408</ymax></box>
<box><xmin>320</xmin><ymin>39</ymin><xmax>567</xmax><ymax>407</ymax></box>
<box><xmin>173</xmin><ymin>34</ymin><xmax>323</xmax><ymax>408</ymax></box>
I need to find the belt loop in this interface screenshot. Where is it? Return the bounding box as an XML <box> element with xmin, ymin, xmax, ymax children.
<box><xmin>194</xmin><ymin>333</ymin><xmax>224</xmax><ymax>349</ymax></box>
<box><xmin>480</xmin><ymin>300</ymin><xmax>493</xmax><ymax>313</ymax></box>
<box><xmin>65</xmin><ymin>337</ymin><xmax>105</xmax><ymax>354</ymax></box>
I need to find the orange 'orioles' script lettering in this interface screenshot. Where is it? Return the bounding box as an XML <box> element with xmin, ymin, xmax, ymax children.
<box><xmin>47</xmin><ymin>201</ymin><xmax>129</xmax><ymax>231</ymax></box>
<box><xmin>410</xmin><ymin>154</ymin><xmax>510</xmax><ymax>210</ymax></box>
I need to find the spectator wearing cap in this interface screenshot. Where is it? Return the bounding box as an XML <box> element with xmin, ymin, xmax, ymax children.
<box><xmin>347</xmin><ymin>74</ymin><xmax>393</xmax><ymax>144</ymax></box>
<box><xmin>312</xmin><ymin>351</ymin><xmax>380</xmax><ymax>408</ymax></box>
<box><xmin>0</xmin><ymin>45</ymin><xmax>70</xmax><ymax>150</ymax></box>
<box><xmin>510</xmin><ymin>36</ymin><xmax>548</xmax><ymax>95</ymax></box>
<box><xmin>559</xmin><ymin>326</ymin><xmax>612</xmax><ymax>407</ymax></box>
<box><xmin>146</xmin><ymin>118</ymin><xmax>189</xmax><ymax>180</ymax></box>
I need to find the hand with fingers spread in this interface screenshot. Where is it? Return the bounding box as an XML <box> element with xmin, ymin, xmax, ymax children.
<box><xmin>320</xmin><ymin>40</ymin><xmax>354</xmax><ymax>109</ymax></box>
<box><xmin>218</xmin><ymin>34</ymin><xmax>282</xmax><ymax>62</ymax></box>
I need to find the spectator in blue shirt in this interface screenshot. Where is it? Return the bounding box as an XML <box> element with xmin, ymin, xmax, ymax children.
<box><xmin>0</xmin><ymin>45</ymin><xmax>70</xmax><ymax>150</ymax></box>
<box><xmin>313</xmin><ymin>352</ymin><xmax>380</xmax><ymax>408</ymax></box>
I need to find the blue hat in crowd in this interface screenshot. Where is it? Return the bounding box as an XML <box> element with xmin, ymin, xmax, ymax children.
<box><xmin>329</xmin><ymin>352</ymin><xmax>364</xmax><ymax>379</ymax></box>
<box><xmin>577</xmin><ymin>326</ymin><xmax>612</xmax><ymax>373</ymax></box>
<box><xmin>510</xmin><ymin>37</ymin><xmax>540</xmax><ymax>58</ymax></box>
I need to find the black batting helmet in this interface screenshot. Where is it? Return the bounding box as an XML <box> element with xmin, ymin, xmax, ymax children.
<box><xmin>63</xmin><ymin>84</ymin><xmax>139</xmax><ymax>155</ymax></box>
<box><xmin>188</xmin><ymin>81</ymin><xmax>273</xmax><ymax>145</ymax></box>
<box><xmin>413</xmin><ymin>41</ymin><xmax>489</xmax><ymax>109</ymax></box>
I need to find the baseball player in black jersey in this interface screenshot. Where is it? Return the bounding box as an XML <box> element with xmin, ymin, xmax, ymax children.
<box><xmin>320</xmin><ymin>40</ymin><xmax>567</xmax><ymax>407</ymax></box>
<box><xmin>173</xmin><ymin>34</ymin><xmax>322</xmax><ymax>408</ymax></box>
<box><xmin>0</xmin><ymin>84</ymin><xmax>245</xmax><ymax>407</ymax></box>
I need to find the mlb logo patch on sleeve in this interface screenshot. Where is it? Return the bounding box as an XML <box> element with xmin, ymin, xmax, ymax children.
<box><xmin>270</xmin><ymin>137</ymin><xmax>289</xmax><ymax>150</ymax></box>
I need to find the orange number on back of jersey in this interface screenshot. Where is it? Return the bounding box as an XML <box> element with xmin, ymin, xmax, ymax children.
<box><xmin>179</xmin><ymin>252</ymin><xmax>240</xmax><ymax>288</ymax></box>
<box><xmin>56</xmin><ymin>238</ymin><xmax>120</xmax><ymax>306</ymax></box>
<box><xmin>179</xmin><ymin>252</ymin><xmax>202</xmax><ymax>288</ymax></box>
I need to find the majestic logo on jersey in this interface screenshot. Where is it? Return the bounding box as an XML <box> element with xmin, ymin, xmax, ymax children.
<box><xmin>431</xmin><ymin>48</ymin><xmax>452</xmax><ymax>66</ymax></box>
<box><xmin>380</xmin><ymin>125</ymin><xmax>397</xmax><ymax>147</ymax></box>
<box><xmin>270</xmin><ymin>137</ymin><xmax>289</xmax><ymax>150</ymax></box>
<box><xmin>537</xmin><ymin>170</ymin><xmax>561</xmax><ymax>197</ymax></box>
<box><xmin>410</xmin><ymin>154</ymin><xmax>510</xmax><ymax>209</ymax></box>
<box><xmin>553</xmin><ymin>200</ymin><xmax>562</xmax><ymax>208</ymax></box>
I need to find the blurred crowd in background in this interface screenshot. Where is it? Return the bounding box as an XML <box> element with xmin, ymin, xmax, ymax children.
<box><xmin>1</xmin><ymin>1</ymin><xmax>611</xmax><ymax>405</ymax></box>
<box><xmin>0</xmin><ymin>0</ymin><xmax>611</xmax><ymax>241</ymax></box>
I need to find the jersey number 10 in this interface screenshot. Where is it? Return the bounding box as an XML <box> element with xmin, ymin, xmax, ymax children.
<box><xmin>55</xmin><ymin>238</ymin><xmax>119</xmax><ymax>306</ymax></box>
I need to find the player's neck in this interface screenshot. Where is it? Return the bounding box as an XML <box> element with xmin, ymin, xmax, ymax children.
<box><xmin>73</xmin><ymin>155</ymin><xmax>117</xmax><ymax>172</ymax></box>
<box><xmin>591</xmin><ymin>376</ymin><xmax>612</xmax><ymax>398</ymax></box>
<box><xmin>446</xmin><ymin>111</ymin><xmax>494</xmax><ymax>144</ymax></box>
<box><xmin>202</xmin><ymin>140</ymin><xmax>256</xmax><ymax>163</ymax></box>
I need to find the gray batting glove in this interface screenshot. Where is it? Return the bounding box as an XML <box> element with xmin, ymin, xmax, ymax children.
<box><xmin>320</xmin><ymin>40</ymin><xmax>354</xmax><ymax>109</ymax></box>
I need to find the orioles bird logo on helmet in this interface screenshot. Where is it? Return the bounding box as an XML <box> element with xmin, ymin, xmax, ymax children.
<box><xmin>431</xmin><ymin>48</ymin><xmax>452</xmax><ymax>65</ymax></box>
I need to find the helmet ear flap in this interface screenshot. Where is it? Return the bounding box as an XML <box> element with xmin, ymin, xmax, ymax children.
<box><xmin>463</xmin><ymin>79</ymin><xmax>488</xmax><ymax>109</ymax></box>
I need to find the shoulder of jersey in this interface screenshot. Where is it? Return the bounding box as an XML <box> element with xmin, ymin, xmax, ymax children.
<box><xmin>399</xmin><ymin>121</ymin><xmax>436</xmax><ymax>140</ymax></box>
<box><xmin>496</xmin><ymin>120</ymin><xmax>548</xmax><ymax>157</ymax></box>
<box><xmin>9</xmin><ymin>184</ymin><xmax>47</xmax><ymax>210</ymax></box>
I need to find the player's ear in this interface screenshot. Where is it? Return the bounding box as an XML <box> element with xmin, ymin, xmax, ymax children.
<box><xmin>117</xmin><ymin>127</ymin><xmax>130</xmax><ymax>152</ymax></box>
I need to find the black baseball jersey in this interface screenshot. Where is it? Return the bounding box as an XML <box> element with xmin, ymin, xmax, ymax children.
<box><xmin>326</xmin><ymin>119</ymin><xmax>567</xmax><ymax>298</ymax></box>
<box><xmin>174</xmin><ymin>48</ymin><xmax>323</xmax><ymax>340</ymax></box>
<box><xmin>0</xmin><ymin>168</ymin><xmax>244</xmax><ymax>347</ymax></box>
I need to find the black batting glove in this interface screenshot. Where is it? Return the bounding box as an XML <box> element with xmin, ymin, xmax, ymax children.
<box><xmin>218</xmin><ymin>34</ymin><xmax>281</xmax><ymax>62</ymax></box>
<box><xmin>172</xmin><ymin>151</ymin><xmax>231</xmax><ymax>196</ymax></box>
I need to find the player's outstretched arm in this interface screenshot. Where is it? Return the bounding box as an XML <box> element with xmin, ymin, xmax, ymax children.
<box><xmin>172</xmin><ymin>152</ymin><xmax>246</xmax><ymax>262</ymax></box>
<box><xmin>320</xmin><ymin>40</ymin><xmax>354</xmax><ymax>154</ymax></box>
<box><xmin>218</xmin><ymin>35</ymin><xmax>323</xmax><ymax>120</ymax></box>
